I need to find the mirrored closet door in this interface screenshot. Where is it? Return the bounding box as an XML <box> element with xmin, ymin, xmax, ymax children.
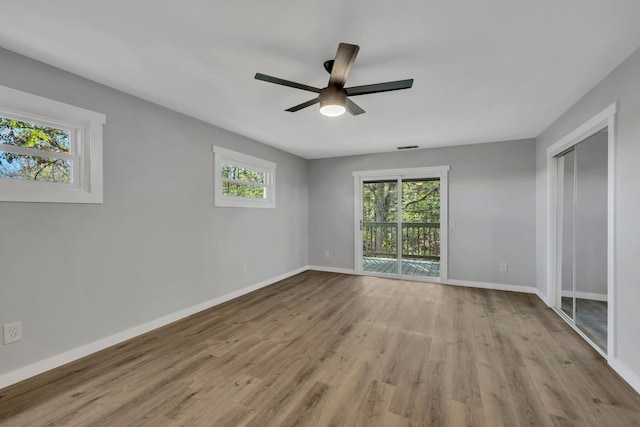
<box><xmin>555</xmin><ymin>128</ymin><xmax>608</xmax><ymax>353</ymax></box>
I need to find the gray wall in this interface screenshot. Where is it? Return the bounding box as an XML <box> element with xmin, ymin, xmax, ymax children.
<box><xmin>536</xmin><ymin>47</ymin><xmax>640</xmax><ymax>382</ymax></box>
<box><xmin>309</xmin><ymin>139</ymin><xmax>537</xmax><ymax>287</ymax></box>
<box><xmin>0</xmin><ymin>48</ymin><xmax>309</xmax><ymax>375</ymax></box>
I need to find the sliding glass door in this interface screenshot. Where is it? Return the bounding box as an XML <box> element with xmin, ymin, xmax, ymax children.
<box><xmin>401</xmin><ymin>179</ymin><xmax>441</xmax><ymax>277</ymax></box>
<box><xmin>361</xmin><ymin>177</ymin><xmax>441</xmax><ymax>279</ymax></box>
<box><xmin>362</xmin><ymin>180</ymin><xmax>399</xmax><ymax>274</ymax></box>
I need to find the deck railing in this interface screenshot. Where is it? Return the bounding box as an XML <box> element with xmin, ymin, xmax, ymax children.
<box><xmin>363</xmin><ymin>221</ymin><xmax>440</xmax><ymax>260</ymax></box>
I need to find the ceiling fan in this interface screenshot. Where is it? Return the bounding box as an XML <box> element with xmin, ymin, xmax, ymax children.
<box><xmin>255</xmin><ymin>43</ymin><xmax>414</xmax><ymax>117</ymax></box>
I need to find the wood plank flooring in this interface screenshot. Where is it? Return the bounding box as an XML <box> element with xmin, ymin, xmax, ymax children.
<box><xmin>1</xmin><ymin>271</ymin><xmax>639</xmax><ymax>426</ymax></box>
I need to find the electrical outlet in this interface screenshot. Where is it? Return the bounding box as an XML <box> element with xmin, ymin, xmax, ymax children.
<box><xmin>324</xmin><ymin>250</ymin><xmax>330</xmax><ymax>258</ymax></box>
<box><xmin>499</xmin><ymin>263</ymin><xmax>508</xmax><ymax>272</ymax></box>
<box><xmin>3</xmin><ymin>321</ymin><xmax>22</xmax><ymax>344</ymax></box>
<box><xmin>241</xmin><ymin>264</ymin><xmax>248</xmax><ymax>275</ymax></box>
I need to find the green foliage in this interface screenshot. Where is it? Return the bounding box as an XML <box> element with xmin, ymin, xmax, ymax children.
<box><xmin>363</xmin><ymin>181</ymin><xmax>397</xmax><ymax>222</ymax></box>
<box><xmin>401</xmin><ymin>180</ymin><xmax>440</xmax><ymax>223</ymax></box>
<box><xmin>362</xmin><ymin>179</ymin><xmax>441</xmax><ymax>259</ymax></box>
<box><xmin>362</xmin><ymin>180</ymin><xmax>440</xmax><ymax>223</ymax></box>
<box><xmin>221</xmin><ymin>164</ymin><xmax>264</xmax><ymax>183</ymax></box>
<box><xmin>221</xmin><ymin>163</ymin><xmax>266</xmax><ymax>199</ymax></box>
<box><xmin>222</xmin><ymin>182</ymin><xmax>265</xmax><ymax>198</ymax></box>
<box><xmin>0</xmin><ymin>117</ymin><xmax>71</xmax><ymax>183</ymax></box>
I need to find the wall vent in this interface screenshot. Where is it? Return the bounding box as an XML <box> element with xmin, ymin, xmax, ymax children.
<box><xmin>397</xmin><ymin>145</ymin><xmax>419</xmax><ymax>150</ymax></box>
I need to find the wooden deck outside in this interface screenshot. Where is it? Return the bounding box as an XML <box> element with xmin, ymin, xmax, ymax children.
<box><xmin>363</xmin><ymin>256</ymin><xmax>440</xmax><ymax>277</ymax></box>
<box><xmin>363</xmin><ymin>222</ymin><xmax>440</xmax><ymax>263</ymax></box>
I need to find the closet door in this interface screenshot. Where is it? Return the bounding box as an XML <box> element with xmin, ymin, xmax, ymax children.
<box><xmin>574</xmin><ymin>131</ymin><xmax>608</xmax><ymax>352</ymax></box>
<box><xmin>555</xmin><ymin>129</ymin><xmax>608</xmax><ymax>354</ymax></box>
<box><xmin>558</xmin><ymin>150</ymin><xmax>575</xmax><ymax>320</ymax></box>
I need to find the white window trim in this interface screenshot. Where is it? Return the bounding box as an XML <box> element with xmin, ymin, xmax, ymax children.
<box><xmin>0</xmin><ymin>85</ymin><xmax>105</xmax><ymax>203</ymax></box>
<box><xmin>213</xmin><ymin>146</ymin><xmax>276</xmax><ymax>208</ymax></box>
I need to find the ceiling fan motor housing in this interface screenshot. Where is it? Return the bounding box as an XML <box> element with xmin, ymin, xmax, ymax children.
<box><xmin>320</xmin><ymin>85</ymin><xmax>347</xmax><ymax>109</ymax></box>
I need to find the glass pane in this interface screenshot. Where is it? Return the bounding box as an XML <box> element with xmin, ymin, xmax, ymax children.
<box><xmin>362</xmin><ymin>180</ymin><xmax>398</xmax><ymax>274</ymax></box>
<box><xmin>558</xmin><ymin>150</ymin><xmax>575</xmax><ymax>319</ymax></box>
<box><xmin>401</xmin><ymin>179</ymin><xmax>440</xmax><ymax>277</ymax></box>
<box><xmin>221</xmin><ymin>164</ymin><xmax>264</xmax><ymax>184</ymax></box>
<box><xmin>222</xmin><ymin>181</ymin><xmax>265</xmax><ymax>199</ymax></box>
<box><xmin>0</xmin><ymin>151</ymin><xmax>71</xmax><ymax>183</ymax></box>
<box><xmin>0</xmin><ymin>116</ymin><xmax>70</xmax><ymax>154</ymax></box>
<box><xmin>574</xmin><ymin>129</ymin><xmax>608</xmax><ymax>352</ymax></box>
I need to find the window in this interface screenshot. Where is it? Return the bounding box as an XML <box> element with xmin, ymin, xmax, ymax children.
<box><xmin>213</xmin><ymin>146</ymin><xmax>276</xmax><ymax>208</ymax></box>
<box><xmin>0</xmin><ymin>85</ymin><xmax>105</xmax><ymax>203</ymax></box>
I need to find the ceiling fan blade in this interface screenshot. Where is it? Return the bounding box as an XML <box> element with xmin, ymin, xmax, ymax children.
<box><xmin>345</xmin><ymin>98</ymin><xmax>365</xmax><ymax>116</ymax></box>
<box><xmin>255</xmin><ymin>73</ymin><xmax>321</xmax><ymax>93</ymax></box>
<box><xmin>285</xmin><ymin>97</ymin><xmax>320</xmax><ymax>112</ymax></box>
<box><xmin>345</xmin><ymin>79</ymin><xmax>414</xmax><ymax>96</ymax></box>
<box><xmin>328</xmin><ymin>43</ymin><xmax>360</xmax><ymax>88</ymax></box>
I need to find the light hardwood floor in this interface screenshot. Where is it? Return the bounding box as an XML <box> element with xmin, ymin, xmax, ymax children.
<box><xmin>1</xmin><ymin>271</ymin><xmax>639</xmax><ymax>426</ymax></box>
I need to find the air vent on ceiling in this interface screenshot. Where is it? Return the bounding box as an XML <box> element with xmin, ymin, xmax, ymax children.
<box><xmin>397</xmin><ymin>145</ymin><xmax>419</xmax><ymax>150</ymax></box>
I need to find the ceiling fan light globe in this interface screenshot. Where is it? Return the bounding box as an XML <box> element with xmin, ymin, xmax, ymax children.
<box><xmin>320</xmin><ymin>104</ymin><xmax>346</xmax><ymax>117</ymax></box>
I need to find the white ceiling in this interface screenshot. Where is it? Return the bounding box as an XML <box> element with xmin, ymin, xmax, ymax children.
<box><xmin>2</xmin><ymin>1</ymin><xmax>640</xmax><ymax>159</ymax></box>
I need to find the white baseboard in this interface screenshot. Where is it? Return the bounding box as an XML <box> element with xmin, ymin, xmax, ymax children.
<box><xmin>309</xmin><ymin>266</ymin><xmax>444</xmax><ymax>283</ymax></box>
<box><xmin>308</xmin><ymin>266</ymin><xmax>537</xmax><ymax>294</ymax></box>
<box><xmin>561</xmin><ymin>290</ymin><xmax>608</xmax><ymax>302</ymax></box>
<box><xmin>309</xmin><ymin>265</ymin><xmax>444</xmax><ymax>283</ymax></box>
<box><xmin>609</xmin><ymin>358</ymin><xmax>640</xmax><ymax>396</ymax></box>
<box><xmin>0</xmin><ymin>266</ymin><xmax>308</xmax><ymax>390</ymax></box>
<box><xmin>535</xmin><ymin>289</ymin><xmax>551</xmax><ymax>306</ymax></box>
<box><xmin>308</xmin><ymin>265</ymin><xmax>357</xmax><ymax>275</ymax></box>
<box><xmin>443</xmin><ymin>278</ymin><xmax>538</xmax><ymax>295</ymax></box>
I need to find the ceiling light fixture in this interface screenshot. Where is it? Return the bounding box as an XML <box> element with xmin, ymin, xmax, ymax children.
<box><xmin>319</xmin><ymin>103</ymin><xmax>346</xmax><ymax>117</ymax></box>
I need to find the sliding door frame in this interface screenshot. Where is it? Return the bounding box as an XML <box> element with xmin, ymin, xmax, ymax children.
<box><xmin>546</xmin><ymin>103</ymin><xmax>617</xmax><ymax>359</ymax></box>
<box><xmin>353</xmin><ymin>166</ymin><xmax>450</xmax><ymax>283</ymax></box>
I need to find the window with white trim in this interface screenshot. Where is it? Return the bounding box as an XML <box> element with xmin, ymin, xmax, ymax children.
<box><xmin>213</xmin><ymin>146</ymin><xmax>276</xmax><ymax>208</ymax></box>
<box><xmin>0</xmin><ymin>85</ymin><xmax>105</xmax><ymax>203</ymax></box>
